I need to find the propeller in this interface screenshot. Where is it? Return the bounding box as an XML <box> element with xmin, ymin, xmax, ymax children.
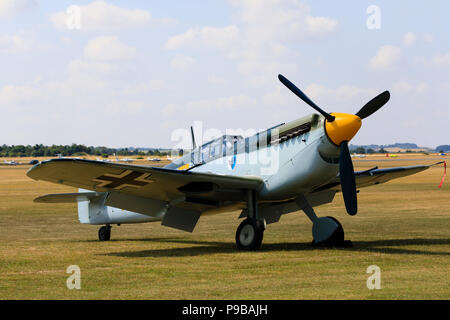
<box><xmin>278</xmin><ymin>74</ymin><xmax>335</xmax><ymax>122</ymax></box>
<box><xmin>339</xmin><ymin>141</ymin><xmax>357</xmax><ymax>215</ymax></box>
<box><xmin>355</xmin><ymin>91</ymin><xmax>390</xmax><ymax>120</ymax></box>
<box><xmin>278</xmin><ymin>74</ymin><xmax>390</xmax><ymax>215</ymax></box>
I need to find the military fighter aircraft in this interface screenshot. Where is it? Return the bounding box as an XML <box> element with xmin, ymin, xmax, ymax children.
<box><xmin>27</xmin><ymin>74</ymin><xmax>439</xmax><ymax>250</ymax></box>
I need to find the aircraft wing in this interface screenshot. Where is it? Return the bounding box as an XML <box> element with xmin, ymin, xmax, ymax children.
<box><xmin>313</xmin><ymin>164</ymin><xmax>433</xmax><ymax>192</ymax></box>
<box><xmin>27</xmin><ymin>158</ymin><xmax>263</xmax><ymax>210</ymax></box>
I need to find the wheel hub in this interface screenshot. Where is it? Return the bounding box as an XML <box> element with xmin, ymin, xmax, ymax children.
<box><xmin>240</xmin><ymin>224</ymin><xmax>255</xmax><ymax>246</ymax></box>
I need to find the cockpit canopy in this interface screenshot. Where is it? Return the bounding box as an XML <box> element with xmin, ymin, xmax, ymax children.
<box><xmin>165</xmin><ymin>113</ymin><xmax>321</xmax><ymax>170</ymax></box>
<box><xmin>194</xmin><ymin>135</ymin><xmax>243</xmax><ymax>164</ymax></box>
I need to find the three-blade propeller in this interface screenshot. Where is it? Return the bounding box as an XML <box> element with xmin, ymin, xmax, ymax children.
<box><xmin>278</xmin><ymin>74</ymin><xmax>390</xmax><ymax>215</ymax></box>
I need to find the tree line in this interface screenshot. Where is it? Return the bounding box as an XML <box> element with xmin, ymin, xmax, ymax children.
<box><xmin>0</xmin><ymin>144</ymin><xmax>174</xmax><ymax>158</ymax></box>
<box><xmin>351</xmin><ymin>147</ymin><xmax>387</xmax><ymax>154</ymax></box>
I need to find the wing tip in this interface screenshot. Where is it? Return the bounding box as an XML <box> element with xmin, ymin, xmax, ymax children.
<box><xmin>26</xmin><ymin>163</ymin><xmax>42</xmax><ymax>180</ymax></box>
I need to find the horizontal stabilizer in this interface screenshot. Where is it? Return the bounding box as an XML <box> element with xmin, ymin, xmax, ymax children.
<box><xmin>34</xmin><ymin>192</ymin><xmax>102</xmax><ymax>203</ymax></box>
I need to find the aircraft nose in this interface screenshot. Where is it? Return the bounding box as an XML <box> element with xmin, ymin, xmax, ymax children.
<box><xmin>324</xmin><ymin>113</ymin><xmax>362</xmax><ymax>146</ymax></box>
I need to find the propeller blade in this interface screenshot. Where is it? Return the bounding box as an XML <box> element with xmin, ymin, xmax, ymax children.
<box><xmin>355</xmin><ymin>91</ymin><xmax>390</xmax><ymax>120</ymax></box>
<box><xmin>339</xmin><ymin>141</ymin><xmax>357</xmax><ymax>215</ymax></box>
<box><xmin>278</xmin><ymin>74</ymin><xmax>335</xmax><ymax>122</ymax></box>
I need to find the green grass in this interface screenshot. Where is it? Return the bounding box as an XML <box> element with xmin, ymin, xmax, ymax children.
<box><xmin>0</xmin><ymin>158</ymin><xmax>449</xmax><ymax>299</ymax></box>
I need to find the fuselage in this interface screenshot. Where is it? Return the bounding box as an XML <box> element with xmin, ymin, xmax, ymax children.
<box><xmin>77</xmin><ymin>113</ymin><xmax>342</xmax><ymax>226</ymax></box>
<box><xmin>167</xmin><ymin>113</ymin><xmax>341</xmax><ymax>201</ymax></box>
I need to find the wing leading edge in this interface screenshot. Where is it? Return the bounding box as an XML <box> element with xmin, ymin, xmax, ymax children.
<box><xmin>313</xmin><ymin>164</ymin><xmax>436</xmax><ymax>193</ymax></box>
<box><xmin>34</xmin><ymin>192</ymin><xmax>102</xmax><ymax>203</ymax></box>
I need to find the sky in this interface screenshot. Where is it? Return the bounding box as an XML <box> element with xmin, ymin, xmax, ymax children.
<box><xmin>0</xmin><ymin>0</ymin><xmax>449</xmax><ymax>149</ymax></box>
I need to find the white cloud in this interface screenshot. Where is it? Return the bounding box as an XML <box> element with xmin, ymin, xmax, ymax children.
<box><xmin>165</xmin><ymin>25</ymin><xmax>240</xmax><ymax>50</ymax></box>
<box><xmin>270</xmin><ymin>43</ymin><xmax>289</xmax><ymax>57</ymax></box>
<box><xmin>122</xmin><ymin>80</ymin><xmax>164</xmax><ymax>96</ymax></box>
<box><xmin>262</xmin><ymin>85</ymin><xmax>298</xmax><ymax>105</ymax></box>
<box><xmin>0</xmin><ymin>0</ymin><xmax>36</xmax><ymax>18</ymax></box>
<box><xmin>165</xmin><ymin>0</ymin><xmax>337</xmax><ymax>86</ymax></box>
<box><xmin>403</xmin><ymin>32</ymin><xmax>416</xmax><ymax>46</ymax></box>
<box><xmin>65</xmin><ymin>58</ymin><xmax>118</xmax><ymax>95</ymax></box>
<box><xmin>161</xmin><ymin>103</ymin><xmax>177</xmax><ymax>117</ymax></box>
<box><xmin>423</xmin><ymin>33</ymin><xmax>433</xmax><ymax>43</ymax></box>
<box><xmin>392</xmin><ymin>81</ymin><xmax>428</xmax><ymax>95</ymax></box>
<box><xmin>412</xmin><ymin>82</ymin><xmax>428</xmax><ymax>94</ymax></box>
<box><xmin>104</xmin><ymin>100</ymin><xmax>146</xmax><ymax>114</ymax></box>
<box><xmin>0</xmin><ymin>34</ymin><xmax>33</xmax><ymax>52</ymax></box>
<box><xmin>51</xmin><ymin>0</ymin><xmax>152</xmax><ymax>31</ymax></box>
<box><xmin>170</xmin><ymin>54</ymin><xmax>195</xmax><ymax>71</ymax></box>
<box><xmin>432</xmin><ymin>53</ymin><xmax>450</xmax><ymax>67</ymax></box>
<box><xmin>229</xmin><ymin>0</ymin><xmax>337</xmax><ymax>42</ymax></box>
<box><xmin>0</xmin><ymin>84</ymin><xmax>42</xmax><ymax>105</ymax></box>
<box><xmin>306</xmin><ymin>16</ymin><xmax>338</xmax><ymax>35</ymax></box>
<box><xmin>160</xmin><ymin>119</ymin><xmax>178</xmax><ymax>130</ymax></box>
<box><xmin>207</xmin><ymin>75</ymin><xmax>228</xmax><ymax>85</ymax></box>
<box><xmin>187</xmin><ymin>95</ymin><xmax>256</xmax><ymax>112</ymax></box>
<box><xmin>234</xmin><ymin>0</ymin><xmax>337</xmax><ymax>84</ymax></box>
<box><xmin>304</xmin><ymin>84</ymin><xmax>378</xmax><ymax>103</ymax></box>
<box><xmin>237</xmin><ymin>59</ymin><xmax>297</xmax><ymax>87</ymax></box>
<box><xmin>68</xmin><ymin>58</ymin><xmax>118</xmax><ymax>77</ymax></box>
<box><xmin>369</xmin><ymin>45</ymin><xmax>402</xmax><ymax>70</ymax></box>
<box><xmin>84</xmin><ymin>36</ymin><xmax>136</xmax><ymax>61</ymax></box>
<box><xmin>61</xmin><ymin>36</ymin><xmax>73</xmax><ymax>46</ymax></box>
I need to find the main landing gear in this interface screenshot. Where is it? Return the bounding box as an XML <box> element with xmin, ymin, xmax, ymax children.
<box><xmin>236</xmin><ymin>218</ymin><xmax>265</xmax><ymax>250</ymax></box>
<box><xmin>297</xmin><ymin>195</ymin><xmax>352</xmax><ymax>248</ymax></box>
<box><xmin>235</xmin><ymin>192</ymin><xmax>351</xmax><ymax>250</ymax></box>
<box><xmin>236</xmin><ymin>190</ymin><xmax>266</xmax><ymax>250</ymax></box>
<box><xmin>98</xmin><ymin>225</ymin><xmax>111</xmax><ymax>241</ymax></box>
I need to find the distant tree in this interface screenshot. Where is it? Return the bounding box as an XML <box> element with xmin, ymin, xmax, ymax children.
<box><xmin>355</xmin><ymin>147</ymin><xmax>366</xmax><ymax>154</ymax></box>
<box><xmin>379</xmin><ymin>148</ymin><xmax>386</xmax><ymax>153</ymax></box>
<box><xmin>72</xmin><ymin>152</ymin><xmax>88</xmax><ymax>156</ymax></box>
<box><xmin>435</xmin><ymin>145</ymin><xmax>450</xmax><ymax>152</ymax></box>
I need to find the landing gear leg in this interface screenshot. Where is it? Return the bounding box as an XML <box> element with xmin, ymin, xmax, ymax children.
<box><xmin>296</xmin><ymin>195</ymin><xmax>351</xmax><ymax>247</ymax></box>
<box><xmin>98</xmin><ymin>225</ymin><xmax>111</xmax><ymax>241</ymax></box>
<box><xmin>236</xmin><ymin>190</ymin><xmax>265</xmax><ymax>250</ymax></box>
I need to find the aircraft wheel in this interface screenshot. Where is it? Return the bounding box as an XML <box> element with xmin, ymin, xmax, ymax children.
<box><xmin>323</xmin><ymin>216</ymin><xmax>344</xmax><ymax>246</ymax></box>
<box><xmin>312</xmin><ymin>216</ymin><xmax>350</xmax><ymax>247</ymax></box>
<box><xmin>236</xmin><ymin>218</ymin><xmax>264</xmax><ymax>251</ymax></box>
<box><xmin>98</xmin><ymin>225</ymin><xmax>111</xmax><ymax>241</ymax></box>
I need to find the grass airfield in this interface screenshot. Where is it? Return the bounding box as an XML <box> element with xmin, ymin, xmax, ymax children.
<box><xmin>0</xmin><ymin>155</ymin><xmax>449</xmax><ymax>299</ymax></box>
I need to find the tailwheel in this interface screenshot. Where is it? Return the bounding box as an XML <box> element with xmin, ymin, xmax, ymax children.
<box><xmin>236</xmin><ymin>218</ymin><xmax>265</xmax><ymax>251</ymax></box>
<box><xmin>98</xmin><ymin>225</ymin><xmax>111</xmax><ymax>241</ymax></box>
<box><xmin>312</xmin><ymin>217</ymin><xmax>352</xmax><ymax>248</ymax></box>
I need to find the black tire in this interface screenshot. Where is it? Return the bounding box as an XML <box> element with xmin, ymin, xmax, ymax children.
<box><xmin>313</xmin><ymin>217</ymin><xmax>344</xmax><ymax>247</ymax></box>
<box><xmin>235</xmin><ymin>218</ymin><xmax>264</xmax><ymax>251</ymax></box>
<box><xmin>98</xmin><ymin>226</ymin><xmax>111</xmax><ymax>241</ymax></box>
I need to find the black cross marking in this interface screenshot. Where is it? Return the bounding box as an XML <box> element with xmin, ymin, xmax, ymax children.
<box><xmin>93</xmin><ymin>170</ymin><xmax>153</xmax><ymax>190</ymax></box>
